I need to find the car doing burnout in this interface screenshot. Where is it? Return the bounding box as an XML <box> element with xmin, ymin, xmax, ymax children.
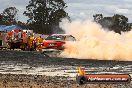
<box><xmin>42</xmin><ymin>34</ymin><xmax>76</xmax><ymax>50</ymax></box>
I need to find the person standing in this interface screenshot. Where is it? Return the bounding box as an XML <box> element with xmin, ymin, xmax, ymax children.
<box><xmin>22</xmin><ymin>32</ymin><xmax>28</xmax><ymax>50</ymax></box>
<box><xmin>37</xmin><ymin>36</ymin><xmax>43</xmax><ymax>53</ymax></box>
<box><xmin>27</xmin><ymin>36</ymin><xmax>34</xmax><ymax>51</ymax></box>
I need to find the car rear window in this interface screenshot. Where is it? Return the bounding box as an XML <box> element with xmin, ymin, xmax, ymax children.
<box><xmin>45</xmin><ymin>35</ymin><xmax>65</xmax><ymax>40</ymax></box>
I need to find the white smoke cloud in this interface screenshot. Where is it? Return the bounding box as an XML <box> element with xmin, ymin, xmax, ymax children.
<box><xmin>60</xmin><ymin>19</ymin><xmax>132</xmax><ymax>61</ymax></box>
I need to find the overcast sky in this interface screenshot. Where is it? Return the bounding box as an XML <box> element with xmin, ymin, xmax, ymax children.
<box><xmin>0</xmin><ymin>0</ymin><xmax>29</xmax><ymax>22</ymax></box>
<box><xmin>1</xmin><ymin>0</ymin><xmax>132</xmax><ymax>22</ymax></box>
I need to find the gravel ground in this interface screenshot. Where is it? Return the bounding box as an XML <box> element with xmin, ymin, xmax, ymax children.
<box><xmin>0</xmin><ymin>74</ymin><xmax>131</xmax><ymax>88</ymax></box>
<box><xmin>0</xmin><ymin>50</ymin><xmax>131</xmax><ymax>88</ymax></box>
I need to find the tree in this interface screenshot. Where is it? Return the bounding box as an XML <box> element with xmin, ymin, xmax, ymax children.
<box><xmin>93</xmin><ymin>14</ymin><xmax>103</xmax><ymax>23</ymax></box>
<box><xmin>93</xmin><ymin>14</ymin><xmax>130</xmax><ymax>34</ymax></box>
<box><xmin>112</xmin><ymin>14</ymin><xmax>128</xmax><ymax>33</ymax></box>
<box><xmin>24</xmin><ymin>0</ymin><xmax>69</xmax><ymax>34</ymax></box>
<box><xmin>2</xmin><ymin>7</ymin><xmax>18</xmax><ymax>24</ymax></box>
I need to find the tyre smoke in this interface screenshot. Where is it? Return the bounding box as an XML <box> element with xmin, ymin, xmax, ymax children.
<box><xmin>60</xmin><ymin>19</ymin><xmax>132</xmax><ymax>61</ymax></box>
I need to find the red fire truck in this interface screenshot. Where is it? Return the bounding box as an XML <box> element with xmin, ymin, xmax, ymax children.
<box><xmin>6</xmin><ymin>29</ymin><xmax>36</xmax><ymax>50</ymax></box>
<box><xmin>6</xmin><ymin>29</ymin><xmax>24</xmax><ymax>49</ymax></box>
<box><xmin>0</xmin><ymin>32</ymin><xmax>8</xmax><ymax>49</ymax></box>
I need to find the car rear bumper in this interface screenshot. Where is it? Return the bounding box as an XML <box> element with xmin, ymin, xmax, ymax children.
<box><xmin>42</xmin><ymin>49</ymin><xmax>62</xmax><ymax>52</ymax></box>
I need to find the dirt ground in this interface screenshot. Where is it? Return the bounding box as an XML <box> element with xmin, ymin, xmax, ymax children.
<box><xmin>0</xmin><ymin>50</ymin><xmax>131</xmax><ymax>88</ymax></box>
<box><xmin>0</xmin><ymin>74</ymin><xmax>129</xmax><ymax>88</ymax></box>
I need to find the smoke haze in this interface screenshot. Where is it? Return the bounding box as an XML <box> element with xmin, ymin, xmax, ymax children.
<box><xmin>60</xmin><ymin>19</ymin><xmax>132</xmax><ymax>61</ymax></box>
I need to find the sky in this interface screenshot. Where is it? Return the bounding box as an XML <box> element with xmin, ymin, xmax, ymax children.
<box><xmin>0</xmin><ymin>0</ymin><xmax>132</xmax><ymax>22</ymax></box>
<box><xmin>0</xmin><ymin>0</ymin><xmax>30</xmax><ymax>22</ymax></box>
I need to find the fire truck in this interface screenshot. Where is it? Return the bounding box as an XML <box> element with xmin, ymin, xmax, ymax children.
<box><xmin>0</xmin><ymin>25</ymin><xmax>36</xmax><ymax>50</ymax></box>
<box><xmin>0</xmin><ymin>31</ymin><xmax>8</xmax><ymax>49</ymax></box>
<box><xmin>6</xmin><ymin>29</ymin><xmax>23</xmax><ymax>49</ymax></box>
<box><xmin>6</xmin><ymin>29</ymin><xmax>34</xmax><ymax>50</ymax></box>
<box><xmin>7</xmin><ymin>29</ymin><xmax>35</xmax><ymax>50</ymax></box>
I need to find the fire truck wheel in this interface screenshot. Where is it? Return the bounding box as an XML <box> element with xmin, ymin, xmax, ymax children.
<box><xmin>76</xmin><ymin>76</ymin><xmax>87</xmax><ymax>85</ymax></box>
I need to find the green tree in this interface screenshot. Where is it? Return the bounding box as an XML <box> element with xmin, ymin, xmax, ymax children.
<box><xmin>93</xmin><ymin>14</ymin><xmax>130</xmax><ymax>34</ymax></box>
<box><xmin>24</xmin><ymin>0</ymin><xmax>68</xmax><ymax>34</ymax></box>
<box><xmin>93</xmin><ymin>14</ymin><xmax>103</xmax><ymax>23</ymax></box>
<box><xmin>112</xmin><ymin>14</ymin><xmax>128</xmax><ymax>33</ymax></box>
<box><xmin>2</xmin><ymin>7</ymin><xmax>18</xmax><ymax>24</ymax></box>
